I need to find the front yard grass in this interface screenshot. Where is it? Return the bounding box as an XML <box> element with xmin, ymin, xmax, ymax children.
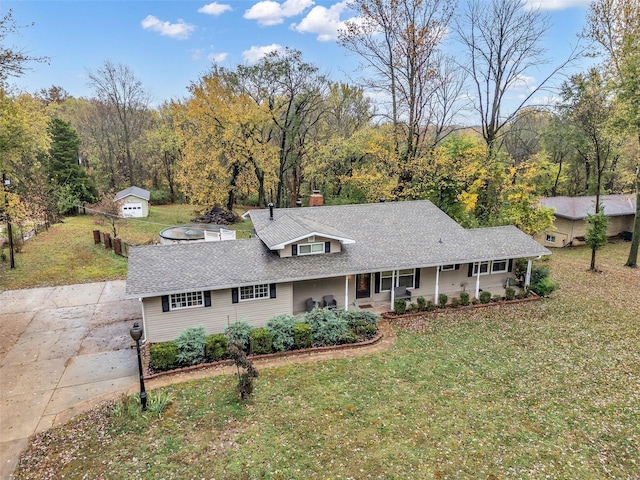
<box><xmin>13</xmin><ymin>242</ymin><xmax>640</xmax><ymax>479</ymax></box>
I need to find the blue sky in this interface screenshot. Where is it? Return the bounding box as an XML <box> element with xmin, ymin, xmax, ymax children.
<box><xmin>7</xmin><ymin>0</ymin><xmax>595</xmax><ymax>111</ymax></box>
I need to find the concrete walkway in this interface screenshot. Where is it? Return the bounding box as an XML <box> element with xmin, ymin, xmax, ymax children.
<box><xmin>0</xmin><ymin>281</ymin><xmax>141</xmax><ymax>480</ymax></box>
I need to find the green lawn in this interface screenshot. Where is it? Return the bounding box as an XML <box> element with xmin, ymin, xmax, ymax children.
<box><xmin>0</xmin><ymin>204</ymin><xmax>253</xmax><ymax>290</ymax></box>
<box><xmin>13</xmin><ymin>243</ymin><xmax>640</xmax><ymax>479</ymax></box>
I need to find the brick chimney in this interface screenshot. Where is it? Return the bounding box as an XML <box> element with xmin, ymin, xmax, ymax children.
<box><xmin>309</xmin><ymin>190</ymin><xmax>323</xmax><ymax>207</ymax></box>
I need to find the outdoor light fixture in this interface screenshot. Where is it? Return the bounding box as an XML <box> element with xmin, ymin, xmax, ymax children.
<box><xmin>129</xmin><ymin>322</ymin><xmax>147</xmax><ymax>411</ymax></box>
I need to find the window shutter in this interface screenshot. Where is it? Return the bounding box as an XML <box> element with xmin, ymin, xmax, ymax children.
<box><xmin>204</xmin><ymin>290</ymin><xmax>211</xmax><ymax>307</ymax></box>
<box><xmin>374</xmin><ymin>272</ymin><xmax>381</xmax><ymax>293</ymax></box>
<box><xmin>508</xmin><ymin>259</ymin><xmax>514</xmax><ymax>272</ymax></box>
<box><xmin>455</xmin><ymin>264</ymin><xmax>460</xmax><ymax>270</ymax></box>
<box><xmin>414</xmin><ymin>268</ymin><xmax>421</xmax><ymax>288</ymax></box>
<box><xmin>161</xmin><ymin>295</ymin><xmax>170</xmax><ymax>312</ymax></box>
<box><xmin>269</xmin><ymin>283</ymin><xmax>277</xmax><ymax>299</ymax></box>
<box><xmin>292</xmin><ymin>244</ymin><xmax>298</xmax><ymax>256</ymax></box>
<box><xmin>325</xmin><ymin>241</ymin><xmax>331</xmax><ymax>253</ymax></box>
<box><xmin>468</xmin><ymin>263</ymin><xmax>474</xmax><ymax>277</ymax></box>
<box><xmin>231</xmin><ymin>288</ymin><xmax>239</xmax><ymax>304</ymax></box>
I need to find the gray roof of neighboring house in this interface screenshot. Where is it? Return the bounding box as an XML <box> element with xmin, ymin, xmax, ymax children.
<box><xmin>114</xmin><ymin>186</ymin><xmax>150</xmax><ymax>202</ymax></box>
<box><xmin>541</xmin><ymin>194</ymin><xmax>637</xmax><ymax>220</ymax></box>
<box><xmin>126</xmin><ymin>200</ymin><xmax>550</xmax><ymax>298</ymax></box>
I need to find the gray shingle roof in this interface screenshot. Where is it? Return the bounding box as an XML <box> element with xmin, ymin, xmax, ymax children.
<box><xmin>255</xmin><ymin>212</ymin><xmax>354</xmax><ymax>249</ymax></box>
<box><xmin>126</xmin><ymin>200</ymin><xmax>550</xmax><ymax>298</ymax></box>
<box><xmin>114</xmin><ymin>186</ymin><xmax>150</xmax><ymax>202</ymax></box>
<box><xmin>541</xmin><ymin>194</ymin><xmax>636</xmax><ymax>220</ymax></box>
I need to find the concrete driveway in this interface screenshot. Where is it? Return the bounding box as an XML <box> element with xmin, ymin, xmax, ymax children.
<box><xmin>0</xmin><ymin>281</ymin><xmax>141</xmax><ymax>479</ymax></box>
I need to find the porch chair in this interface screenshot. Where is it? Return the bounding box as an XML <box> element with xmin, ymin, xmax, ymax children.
<box><xmin>305</xmin><ymin>297</ymin><xmax>321</xmax><ymax>312</ymax></box>
<box><xmin>394</xmin><ymin>286</ymin><xmax>411</xmax><ymax>301</ymax></box>
<box><xmin>322</xmin><ymin>295</ymin><xmax>337</xmax><ymax>309</ymax></box>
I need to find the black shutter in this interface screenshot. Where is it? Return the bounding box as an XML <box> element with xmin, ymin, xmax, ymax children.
<box><xmin>325</xmin><ymin>241</ymin><xmax>331</xmax><ymax>253</ymax></box>
<box><xmin>292</xmin><ymin>244</ymin><xmax>298</xmax><ymax>256</ymax></box>
<box><xmin>231</xmin><ymin>288</ymin><xmax>239</xmax><ymax>304</ymax></box>
<box><xmin>508</xmin><ymin>259</ymin><xmax>514</xmax><ymax>272</ymax></box>
<box><xmin>269</xmin><ymin>283</ymin><xmax>277</xmax><ymax>298</ymax></box>
<box><xmin>414</xmin><ymin>268</ymin><xmax>421</xmax><ymax>288</ymax></box>
<box><xmin>468</xmin><ymin>263</ymin><xmax>474</xmax><ymax>277</ymax></box>
<box><xmin>455</xmin><ymin>264</ymin><xmax>460</xmax><ymax>270</ymax></box>
<box><xmin>374</xmin><ymin>272</ymin><xmax>381</xmax><ymax>293</ymax></box>
<box><xmin>204</xmin><ymin>290</ymin><xmax>211</xmax><ymax>307</ymax></box>
<box><xmin>161</xmin><ymin>295</ymin><xmax>170</xmax><ymax>312</ymax></box>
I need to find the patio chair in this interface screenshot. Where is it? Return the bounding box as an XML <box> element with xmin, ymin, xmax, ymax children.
<box><xmin>305</xmin><ymin>297</ymin><xmax>321</xmax><ymax>312</ymax></box>
<box><xmin>322</xmin><ymin>295</ymin><xmax>337</xmax><ymax>309</ymax></box>
<box><xmin>394</xmin><ymin>286</ymin><xmax>411</xmax><ymax>301</ymax></box>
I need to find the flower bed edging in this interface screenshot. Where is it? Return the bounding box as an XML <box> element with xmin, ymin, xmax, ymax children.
<box><xmin>143</xmin><ymin>327</ymin><xmax>385</xmax><ymax>381</ymax></box>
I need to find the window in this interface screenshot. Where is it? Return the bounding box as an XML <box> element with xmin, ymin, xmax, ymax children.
<box><xmin>492</xmin><ymin>259</ymin><xmax>508</xmax><ymax>273</ymax></box>
<box><xmin>298</xmin><ymin>242</ymin><xmax>324</xmax><ymax>255</ymax></box>
<box><xmin>380</xmin><ymin>269</ymin><xmax>415</xmax><ymax>291</ymax></box>
<box><xmin>545</xmin><ymin>234</ymin><xmax>556</xmax><ymax>243</ymax></box>
<box><xmin>441</xmin><ymin>264</ymin><xmax>456</xmax><ymax>271</ymax></box>
<box><xmin>240</xmin><ymin>284</ymin><xmax>270</xmax><ymax>301</ymax></box>
<box><xmin>473</xmin><ymin>261</ymin><xmax>490</xmax><ymax>275</ymax></box>
<box><xmin>170</xmin><ymin>291</ymin><xmax>204</xmax><ymax>310</ymax></box>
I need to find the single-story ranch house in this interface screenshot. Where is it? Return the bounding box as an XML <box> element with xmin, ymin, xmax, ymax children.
<box><xmin>536</xmin><ymin>194</ymin><xmax>637</xmax><ymax>247</ymax></box>
<box><xmin>114</xmin><ymin>186</ymin><xmax>150</xmax><ymax>218</ymax></box>
<box><xmin>126</xmin><ymin>200</ymin><xmax>550</xmax><ymax>343</ymax></box>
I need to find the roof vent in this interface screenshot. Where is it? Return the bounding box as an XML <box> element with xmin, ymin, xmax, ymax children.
<box><xmin>268</xmin><ymin>202</ymin><xmax>274</xmax><ymax>220</ymax></box>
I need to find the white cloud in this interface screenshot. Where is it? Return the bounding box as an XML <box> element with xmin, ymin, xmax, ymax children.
<box><xmin>242</xmin><ymin>44</ymin><xmax>283</xmax><ymax>63</ymax></box>
<box><xmin>244</xmin><ymin>0</ymin><xmax>314</xmax><ymax>26</ymax></box>
<box><xmin>524</xmin><ymin>0</ymin><xmax>591</xmax><ymax>10</ymax></box>
<box><xmin>292</xmin><ymin>1</ymin><xmax>348</xmax><ymax>41</ymax></box>
<box><xmin>141</xmin><ymin>15</ymin><xmax>195</xmax><ymax>40</ymax></box>
<box><xmin>208</xmin><ymin>52</ymin><xmax>228</xmax><ymax>62</ymax></box>
<box><xmin>191</xmin><ymin>49</ymin><xmax>203</xmax><ymax>60</ymax></box>
<box><xmin>198</xmin><ymin>2</ymin><xmax>232</xmax><ymax>16</ymax></box>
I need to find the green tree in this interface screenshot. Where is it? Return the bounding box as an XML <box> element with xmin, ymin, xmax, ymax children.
<box><xmin>585</xmin><ymin>209</ymin><xmax>609</xmax><ymax>271</ymax></box>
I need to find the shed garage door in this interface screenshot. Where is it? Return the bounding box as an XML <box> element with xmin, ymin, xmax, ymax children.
<box><xmin>122</xmin><ymin>202</ymin><xmax>143</xmax><ymax>218</ymax></box>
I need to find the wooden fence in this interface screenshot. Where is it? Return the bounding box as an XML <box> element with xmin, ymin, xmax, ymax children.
<box><xmin>92</xmin><ymin>230</ymin><xmax>130</xmax><ymax>258</ymax></box>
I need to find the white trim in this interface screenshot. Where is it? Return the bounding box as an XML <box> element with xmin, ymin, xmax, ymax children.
<box><xmin>239</xmin><ymin>284</ymin><xmax>270</xmax><ymax>301</ymax></box>
<box><xmin>473</xmin><ymin>261</ymin><xmax>491</xmax><ymax>276</ymax></box>
<box><xmin>380</xmin><ymin>268</ymin><xmax>415</xmax><ymax>292</ymax></box>
<box><xmin>434</xmin><ymin>265</ymin><xmax>440</xmax><ymax>300</ymax></box>
<box><xmin>491</xmin><ymin>259</ymin><xmax>508</xmax><ymax>273</ymax></box>
<box><xmin>271</xmin><ymin>232</ymin><xmax>356</xmax><ymax>250</ymax></box>
<box><xmin>441</xmin><ymin>264</ymin><xmax>456</xmax><ymax>271</ymax></box>
<box><xmin>298</xmin><ymin>242</ymin><xmax>325</xmax><ymax>255</ymax></box>
<box><xmin>525</xmin><ymin>259</ymin><xmax>532</xmax><ymax>288</ymax></box>
<box><xmin>344</xmin><ymin>276</ymin><xmax>349</xmax><ymax>312</ymax></box>
<box><xmin>169</xmin><ymin>291</ymin><xmax>204</xmax><ymax>310</ymax></box>
<box><xmin>475</xmin><ymin>264</ymin><xmax>481</xmax><ymax>299</ymax></box>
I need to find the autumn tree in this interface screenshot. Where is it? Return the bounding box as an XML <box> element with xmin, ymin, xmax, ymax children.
<box><xmin>143</xmin><ymin>105</ymin><xmax>181</xmax><ymax>202</ymax></box>
<box><xmin>585</xmin><ymin>209</ymin><xmax>608</xmax><ymax>271</ymax></box>
<box><xmin>339</xmin><ymin>0</ymin><xmax>457</xmax><ymax>195</ymax></box>
<box><xmin>0</xmin><ymin>9</ymin><xmax>48</xmax><ymax>86</ymax></box>
<box><xmin>585</xmin><ymin>0</ymin><xmax>640</xmax><ymax>267</ymax></box>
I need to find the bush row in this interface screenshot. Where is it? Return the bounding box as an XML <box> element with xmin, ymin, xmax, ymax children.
<box><xmin>149</xmin><ymin>309</ymin><xmax>378</xmax><ymax>372</ymax></box>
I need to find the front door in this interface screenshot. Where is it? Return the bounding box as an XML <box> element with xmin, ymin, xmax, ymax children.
<box><xmin>356</xmin><ymin>273</ymin><xmax>371</xmax><ymax>299</ymax></box>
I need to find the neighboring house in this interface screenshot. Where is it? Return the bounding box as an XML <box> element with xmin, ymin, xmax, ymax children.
<box><xmin>537</xmin><ymin>195</ymin><xmax>636</xmax><ymax>247</ymax></box>
<box><xmin>126</xmin><ymin>200</ymin><xmax>550</xmax><ymax>343</ymax></box>
<box><xmin>114</xmin><ymin>186</ymin><xmax>150</xmax><ymax>218</ymax></box>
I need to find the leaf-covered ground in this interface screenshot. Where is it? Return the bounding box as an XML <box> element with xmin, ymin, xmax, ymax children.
<box><xmin>13</xmin><ymin>242</ymin><xmax>640</xmax><ymax>479</ymax></box>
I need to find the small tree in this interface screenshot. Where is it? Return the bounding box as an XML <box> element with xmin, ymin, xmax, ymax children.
<box><xmin>585</xmin><ymin>210</ymin><xmax>608</xmax><ymax>271</ymax></box>
<box><xmin>92</xmin><ymin>191</ymin><xmax>122</xmax><ymax>239</ymax></box>
<box><xmin>228</xmin><ymin>341</ymin><xmax>258</xmax><ymax>400</ymax></box>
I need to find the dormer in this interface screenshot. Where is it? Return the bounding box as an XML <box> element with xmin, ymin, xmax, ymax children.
<box><xmin>249</xmin><ymin>208</ymin><xmax>355</xmax><ymax>258</ymax></box>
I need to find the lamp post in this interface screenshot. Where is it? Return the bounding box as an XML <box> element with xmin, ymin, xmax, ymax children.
<box><xmin>129</xmin><ymin>322</ymin><xmax>147</xmax><ymax>411</ymax></box>
<box><xmin>2</xmin><ymin>173</ymin><xmax>15</xmax><ymax>269</ymax></box>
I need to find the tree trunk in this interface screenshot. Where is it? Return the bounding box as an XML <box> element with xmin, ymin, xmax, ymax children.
<box><xmin>625</xmin><ymin>168</ymin><xmax>640</xmax><ymax>268</ymax></box>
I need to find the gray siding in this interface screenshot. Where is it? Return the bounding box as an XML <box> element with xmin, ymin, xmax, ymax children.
<box><xmin>143</xmin><ymin>283</ymin><xmax>293</xmax><ymax>342</ymax></box>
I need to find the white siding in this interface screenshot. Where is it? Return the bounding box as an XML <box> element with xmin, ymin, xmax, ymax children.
<box><xmin>143</xmin><ymin>283</ymin><xmax>294</xmax><ymax>342</ymax></box>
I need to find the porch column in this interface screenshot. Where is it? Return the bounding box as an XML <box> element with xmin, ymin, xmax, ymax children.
<box><xmin>434</xmin><ymin>266</ymin><xmax>440</xmax><ymax>301</ymax></box>
<box><xmin>474</xmin><ymin>263</ymin><xmax>481</xmax><ymax>299</ymax></box>
<box><xmin>391</xmin><ymin>270</ymin><xmax>396</xmax><ymax>310</ymax></box>
<box><xmin>525</xmin><ymin>258</ymin><xmax>532</xmax><ymax>288</ymax></box>
<box><xmin>344</xmin><ymin>275</ymin><xmax>349</xmax><ymax>311</ymax></box>
<box><xmin>139</xmin><ymin>298</ymin><xmax>148</xmax><ymax>344</ymax></box>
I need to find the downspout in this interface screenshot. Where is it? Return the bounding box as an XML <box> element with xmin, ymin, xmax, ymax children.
<box><xmin>344</xmin><ymin>275</ymin><xmax>349</xmax><ymax>311</ymax></box>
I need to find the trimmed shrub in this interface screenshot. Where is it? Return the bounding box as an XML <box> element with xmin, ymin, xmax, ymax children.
<box><xmin>249</xmin><ymin>328</ymin><xmax>273</xmax><ymax>355</ymax></box>
<box><xmin>394</xmin><ymin>298</ymin><xmax>407</xmax><ymax>314</ymax></box>
<box><xmin>438</xmin><ymin>293</ymin><xmax>448</xmax><ymax>308</ymax></box>
<box><xmin>479</xmin><ymin>291</ymin><xmax>492</xmax><ymax>304</ymax></box>
<box><xmin>205</xmin><ymin>334</ymin><xmax>228</xmax><ymax>362</ymax></box>
<box><xmin>175</xmin><ymin>327</ymin><xmax>207</xmax><ymax>366</ymax></box>
<box><xmin>225</xmin><ymin>321</ymin><xmax>253</xmax><ymax>352</ymax></box>
<box><xmin>338</xmin><ymin>310</ymin><xmax>378</xmax><ymax>328</ymax></box>
<box><xmin>505</xmin><ymin>286</ymin><xmax>516</xmax><ymax>301</ymax></box>
<box><xmin>149</xmin><ymin>341</ymin><xmax>178</xmax><ymax>371</ymax></box>
<box><xmin>531</xmin><ymin>265</ymin><xmax>550</xmax><ymax>285</ymax></box>
<box><xmin>426</xmin><ymin>300</ymin><xmax>437</xmax><ymax>312</ymax></box>
<box><xmin>530</xmin><ymin>276</ymin><xmax>558</xmax><ymax>297</ymax></box>
<box><xmin>293</xmin><ymin>322</ymin><xmax>313</xmax><ymax>349</ymax></box>
<box><xmin>304</xmin><ymin>308</ymin><xmax>349</xmax><ymax>346</ymax></box>
<box><xmin>450</xmin><ymin>297</ymin><xmax>460</xmax><ymax>308</ymax></box>
<box><xmin>459</xmin><ymin>291</ymin><xmax>470</xmax><ymax>306</ymax></box>
<box><xmin>341</xmin><ymin>329</ymin><xmax>358</xmax><ymax>344</ymax></box>
<box><xmin>416</xmin><ymin>296</ymin><xmax>427</xmax><ymax>311</ymax></box>
<box><xmin>492</xmin><ymin>294</ymin><xmax>502</xmax><ymax>302</ymax></box>
<box><xmin>266</xmin><ymin>314</ymin><xmax>298</xmax><ymax>352</ymax></box>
